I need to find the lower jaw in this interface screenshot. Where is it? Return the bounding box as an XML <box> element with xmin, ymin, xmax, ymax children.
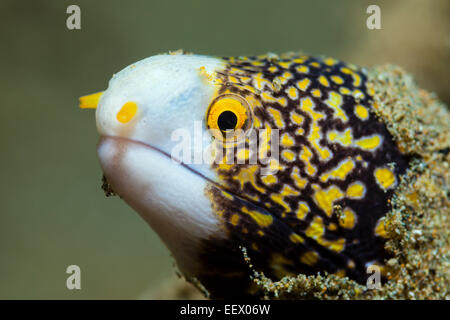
<box><xmin>96</xmin><ymin>136</ymin><xmax>223</xmax><ymax>275</ymax></box>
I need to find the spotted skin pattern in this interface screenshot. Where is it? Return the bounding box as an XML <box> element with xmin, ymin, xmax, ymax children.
<box><xmin>198</xmin><ymin>54</ymin><xmax>408</xmax><ymax>297</ymax></box>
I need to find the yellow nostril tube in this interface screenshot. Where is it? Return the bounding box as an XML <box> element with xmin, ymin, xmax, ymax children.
<box><xmin>79</xmin><ymin>91</ymin><xmax>104</xmax><ymax>109</ymax></box>
<box><xmin>117</xmin><ymin>102</ymin><xmax>138</xmax><ymax>123</ymax></box>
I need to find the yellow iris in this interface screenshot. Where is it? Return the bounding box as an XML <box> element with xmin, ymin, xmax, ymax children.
<box><xmin>206</xmin><ymin>94</ymin><xmax>251</xmax><ymax>141</ymax></box>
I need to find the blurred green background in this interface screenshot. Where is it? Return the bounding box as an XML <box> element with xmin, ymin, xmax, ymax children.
<box><xmin>0</xmin><ymin>0</ymin><xmax>448</xmax><ymax>299</ymax></box>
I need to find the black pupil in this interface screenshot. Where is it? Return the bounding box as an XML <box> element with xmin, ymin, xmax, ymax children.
<box><xmin>217</xmin><ymin>111</ymin><xmax>238</xmax><ymax>131</ymax></box>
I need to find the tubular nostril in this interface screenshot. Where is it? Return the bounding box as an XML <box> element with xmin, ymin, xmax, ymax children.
<box><xmin>117</xmin><ymin>102</ymin><xmax>138</xmax><ymax>123</ymax></box>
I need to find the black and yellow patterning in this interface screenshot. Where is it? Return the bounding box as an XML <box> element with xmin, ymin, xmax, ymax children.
<box><xmin>199</xmin><ymin>53</ymin><xmax>409</xmax><ymax>297</ymax></box>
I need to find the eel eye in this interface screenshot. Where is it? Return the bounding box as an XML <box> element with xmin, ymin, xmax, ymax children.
<box><xmin>206</xmin><ymin>94</ymin><xmax>252</xmax><ymax>141</ymax></box>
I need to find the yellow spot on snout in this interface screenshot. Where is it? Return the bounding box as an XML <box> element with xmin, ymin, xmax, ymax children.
<box><xmin>79</xmin><ymin>91</ymin><xmax>103</xmax><ymax>109</ymax></box>
<box><xmin>117</xmin><ymin>102</ymin><xmax>138</xmax><ymax>123</ymax></box>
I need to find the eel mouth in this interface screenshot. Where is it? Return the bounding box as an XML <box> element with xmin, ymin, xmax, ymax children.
<box><xmin>98</xmin><ymin>135</ymin><xmax>261</xmax><ymax>202</ymax></box>
<box><xmin>97</xmin><ymin>135</ymin><xmax>281</xmax><ymax>223</ymax></box>
<box><xmin>97</xmin><ymin>135</ymin><xmax>217</xmax><ymax>187</ymax></box>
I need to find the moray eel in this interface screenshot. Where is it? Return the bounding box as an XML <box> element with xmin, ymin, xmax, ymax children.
<box><xmin>81</xmin><ymin>52</ymin><xmax>409</xmax><ymax>298</ymax></box>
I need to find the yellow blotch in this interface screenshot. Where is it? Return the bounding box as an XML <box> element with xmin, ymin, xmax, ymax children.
<box><xmin>328</xmin><ymin>129</ymin><xmax>382</xmax><ymax>152</ymax></box>
<box><xmin>297</xmin><ymin>78</ymin><xmax>310</xmax><ymax>91</ymax></box>
<box><xmin>271</xmin><ymin>254</ymin><xmax>295</xmax><ymax>278</ymax></box>
<box><xmin>228</xmin><ymin>76</ymin><xmax>240</xmax><ymax>84</ymax></box>
<box><xmin>347</xmin><ymin>260</ymin><xmax>356</xmax><ymax>269</ymax></box>
<box><xmin>375</xmin><ymin>217</ymin><xmax>388</xmax><ymax>238</ymax></box>
<box><xmin>290</xmin><ymin>112</ymin><xmax>304</xmax><ymax>125</ymax></box>
<box><xmin>257</xmin><ymin>230</ymin><xmax>265</xmax><ymax>236</ymax></box>
<box><xmin>282</xmin><ymin>150</ymin><xmax>296</xmax><ymax>162</ymax></box>
<box><xmin>251</xmin><ymin>60</ymin><xmax>264</xmax><ymax>66</ymax></box>
<box><xmin>217</xmin><ymin>162</ymin><xmax>234</xmax><ymax>171</ymax></box>
<box><xmin>346</xmin><ymin>182</ymin><xmax>365</xmax><ymax>199</ymax></box>
<box><xmin>268</xmin><ymin>158</ymin><xmax>284</xmax><ymax>172</ymax></box>
<box><xmin>268</xmin><ymin>107</ymin><xmax>284</xmax><ymax>128</ymax></box>
<box><xmin>311</xmin><ymin>89</ymin><xmax>322</xmax><ymax>98</ymax></box>
<box><xmin>296</xmin><ymin>65</ymin><xmax>309</xmax><ymax>73</ymax></box>
<box><xmin>253</xmin><ymin>73</ymin><xmax>273</xmax><ymax>90</ymax></box>
<box><xmin>341</xmin><ymin>67</ymin><xmax>352</xmax><ymax>74</ymax></box>
<box><xmin>296</xmin><ymin>202</ymin><xmax>310</xmax><ymax>220</ymax></box>
<box><xmin>374</xmin><ymin>167</ymin><xmax>396</xmax><ymax>190</ymax></box>
<box><xmin>312</xmin><ymin>184</ymin><xmax>344</xmax><ymax>217</ymax></box>
<box><xmin>268</xmin><ymin>66</ymin><xmax>278</xmax><ymax>73</ymax></box>
<box><xmin>258</xmin><ymin>126</ymin><xmax>272</xmax><ymax>159</ymax></box>
<box><xmin>339</xmin><ymin>207</ymin><xmax>357</xmax><ymax>229</ymax></box>
<box><xmin>282</xmin><ymin>72</ymin><xmax>293</xmax><ymax>80</ymax></box>
<box><xmin>353</xmin><ymin>89</ymin><xmax>365</xmax><ymax>100</ymax></box>
<box><xmin>242</xmin><ymin>206</ymin><xmax>273</xmax><ymax>227</ymax></box>
<box><xmin>355</xmin><ymin>135</ymin><xmax>382</xmax><ymax>151</ymax></box>
<box><xmin>236</xmin><ymin>149</ymin><xmax>250</xmax><ymax>161</ymax></box>
<box><xmin>230</xmin><ymin>214</ymin><xmax>240</xmax><ymax>226</ymax></box>
<box><xmin>327</xmin><ymin>238</ymin><xmax>345</xmax><ymax>253</ymax></box>
<box><xmin>355</xmin><ymin>104</ymin><xmax>369</xmax><ymax>120</ymax></box>
<box><xmin>310</xmin><ymin>62</ymin><xmax>320</xmax><ymax>68</ymax></box>
<box><xmin>305</xmin><ymin>217</ymin><xmax>325</xmax><ymax>239</ymax></box>
<box><xmin>320</xmin><ymin>158</ymin><xmax>355</xmax><ymax>182</ymax></box>
<box><xmin>300</xmin><ymin>251</ymin><xmax>319</xmax><ymax>266</ymax></box>
<box><xmin>117</xmin><ymin>102</ymin><xmax>138</xmax><ymax>123</ymax></box>
<box><xmin>293</xmin><ymin>57</ymin><xmax>307</xmax><ymax>64</ymax></box>
<box><xmin>281</xmin><ymin>133</ymin><xmax>295</xmax><ymax>147</ymax></box>
<box><xmin>327</xmin><ymin>128</ymin><xmax>353</xmax><ymax>146</ymax></box>
<box><xmin>324</xmin><ymin>57</ymin><xmax>337</xmax><ymax>66</ymax></box>
<box><xmin>262</xmin><ymin>174</ymin><xmax>277</xmax><ymax>185</ymax></box>
<box><xmin>221</xmin><ymin>190</ymin><xmax>233</xmax><ymax>200</ymax></box>
<box><xmin>217</xmin><ymin>152</ymin><xmax>234</xmax><ymax>171</ymax></box>
<box><xmin>325</xmin><ymin>91</ymin><xmax>347</xmax><ymax>122</ymax></box>
<box><xmin>286</xmin><ymin>86</ymin><xmax>299</xmax><ymax>100</ymax></box>
<box><xmin>271</xmin><ymin>185</ymin><xmax>299</xmax><ymax>211</ymax></box>
<box><xmin>319</xmin><ymin>76</ymin><xmax>329</xmax><ymax>87</ymax></box>
<box><xmin>277</xmin><ymin>97</ymin><xmax>288</xmax><ymax>107</ymax></box>
<box><xmin>300</xmin><ymin>97</ymin><xmax>332</xmax><ymax>161</ymax></box>
<box><xmin>339</xmin><ymin>87</ymin><xmax>351</xmax><ymax>95</ymax></box>
<box><xmin>291</xmin><ymin>167</ymin><xmax>308</xmax><ymax>189</ymax></box>
<box><xmin>79</xmin><ymin>91</ymin><xmax>103</xmax><ymax>109</ymax></box>
<box><xmin>295</xmin><ymin>128</ymin><xmax>305</xmax><ymax>135</ymax></box>
<box><xmin>289</xmin><ymin>233</ymin><xmax>305</xmax><ymax>243</ymax></box>
<box><xmin>242</xmin><ymin>84</ymin><xmax>257</xmax><ymax>94</ymax></box>
<box><xmin>278</xmin><ymin>61</ymin><xmax>292</xmax><ymax>69</ymax></box>
<box><xmin>331</xmin><ymin>75</ymin><xmax>344</xmax><ymax>84</ymax></box>
<box><xmin>334</xmin><ymin>269</ymin><xmax>346</xmax><ymax>277</ymax></box>
<box><xmin>328</xmin><ymin>223</ymin><xmax>338</xmax><ymax>231</ymax></box>
<box><xmin>233</xmin><ymin>165</ymin><xmax>265</xmax><ymax>193</ymax></box>
<box><xmin>299</xmin><ymin>145</ymin><xmax>317</xmax><ymax>176</ymax></box>
<box><xmin>305</xmin><ymin>216</ymin><xmax>346</xmax><ymax>253</ymax></box>
<box><xmin>262</xmin><ymin>91</ymin><xmax>277</xmax><ymax>103</ymax></box>
<box><xmin>352</xmin><ymin>73</ymin><xmax>362</xmax><ymax>87</ymax></box>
